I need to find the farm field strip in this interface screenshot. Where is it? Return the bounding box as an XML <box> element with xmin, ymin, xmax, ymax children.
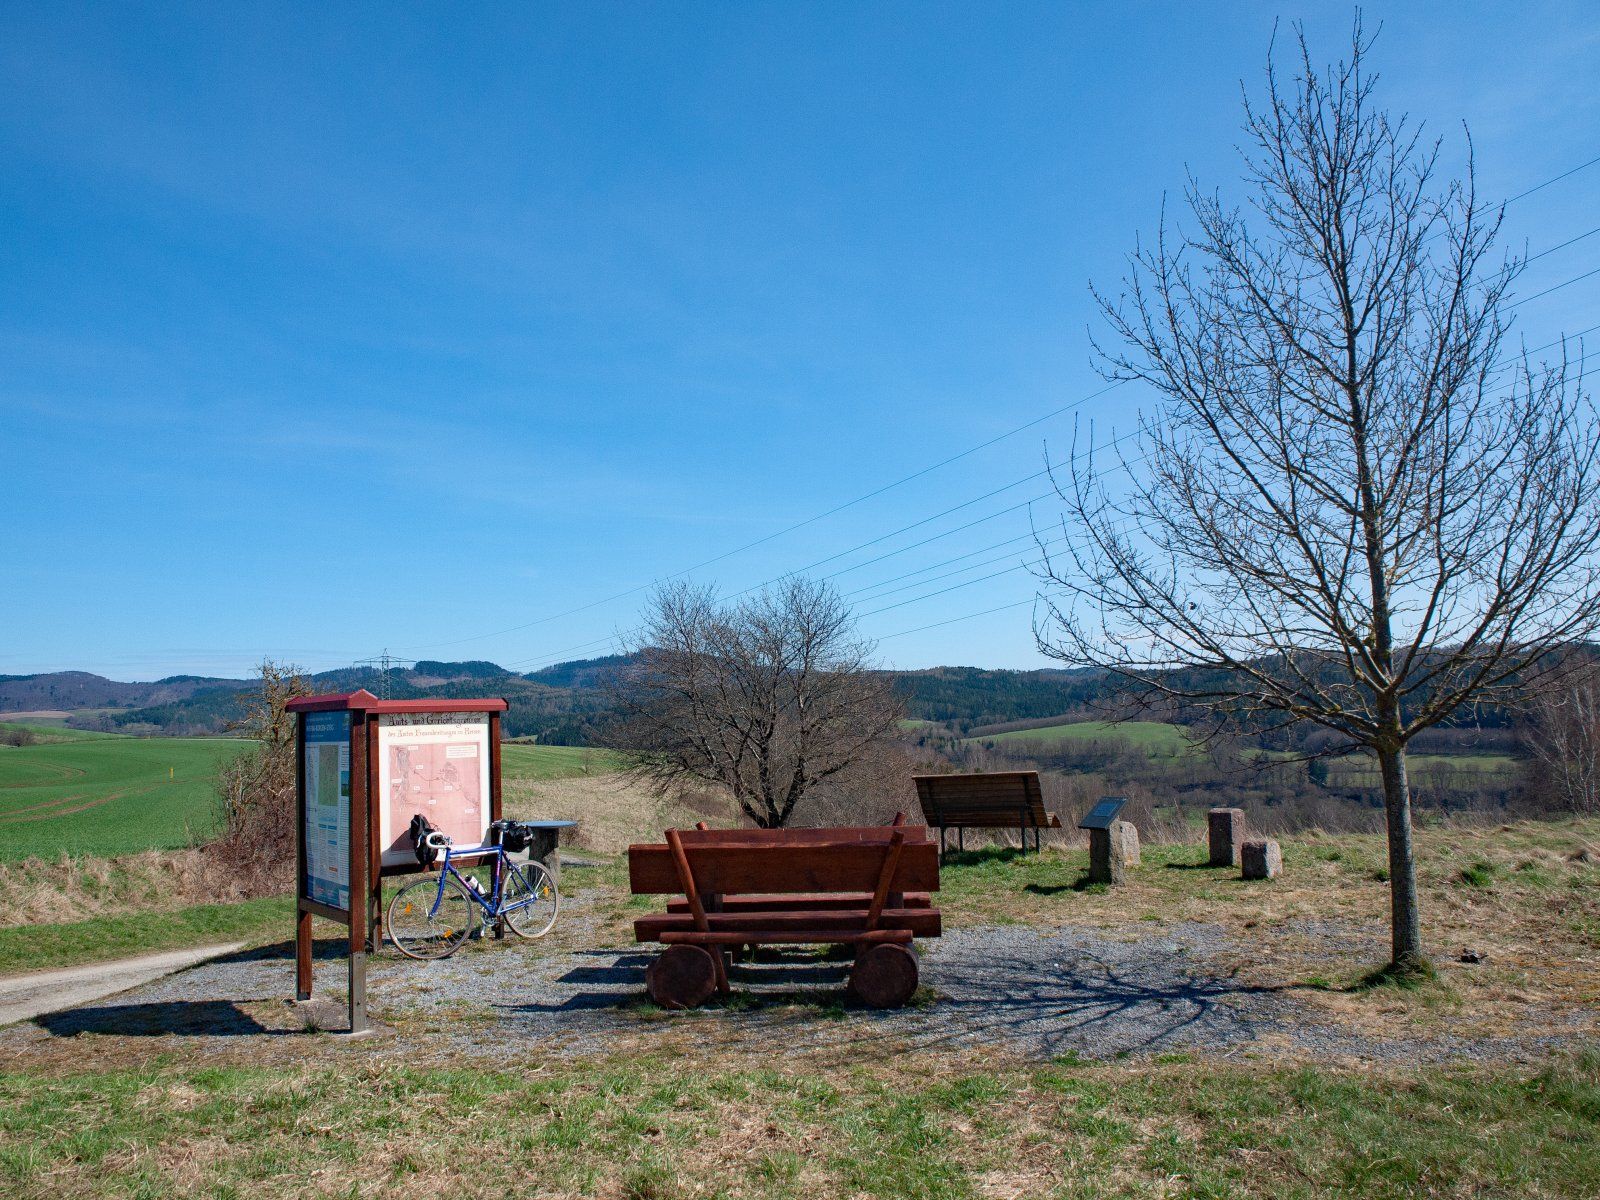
<box><xmin>966</xmin><ymin>719</ymin><xmax>1195</xmax><ymax>755</ymax></box>
<box><xmin>0</xmin><ymin>739</ymin><xmax>249</xmax><ymax>861</ymax></box>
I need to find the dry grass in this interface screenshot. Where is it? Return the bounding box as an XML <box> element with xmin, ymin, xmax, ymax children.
<box><xmin>0</xmin><ymin>848</ymin><xmax>260</xmax><ymax>929</ymax></box>
<box><xmin>2</xmin><ymin>1050</ymin><xmax>1597</xmax><ymax>1199</ymax></box>
<box><xmin>502</xmin><ymin>771</ymin><xmax>736</xmax><ymax>856</ymax></box>
<box><xmin>935</xmin><ymin>815</ymin><xmax>1600</xmax><ymax>1045</ymax></box>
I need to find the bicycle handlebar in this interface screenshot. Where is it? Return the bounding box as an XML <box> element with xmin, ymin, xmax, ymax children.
<box><xmin>421</xmin><ymin>831</ymin><xmax>453</xmax><ymax>850</ymax></box>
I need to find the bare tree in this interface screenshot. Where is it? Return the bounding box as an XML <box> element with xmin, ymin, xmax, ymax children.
<box><xmin>1036</xmin><ymin>21</ymin><xmax>1600</xmax><ymax>974</ymax></box>
<box><xmin>610</xmin><ymin>577</ymin><xmax>902</xmax><ymax>828</ymax></box>
<box><xmin>213</xmin><ymin>659</ymin><xmax>310</xmax><ymax>893</ymax></box>
<box><xmin>1525</xmin><ymin>658</ymin><xmax>1600</xmax><ymax>815</ymax></box>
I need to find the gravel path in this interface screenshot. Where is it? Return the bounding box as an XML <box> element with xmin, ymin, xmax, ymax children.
<box><xmin>1</xmin><ymin>892</ymin><xmax>1586</xmax><ymax>1065</ymax></box>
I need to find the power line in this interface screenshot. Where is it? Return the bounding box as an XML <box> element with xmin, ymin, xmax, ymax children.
<box><xmin>1510</xmin><ymin>263</ymin><xmax>1600</xmax><ymax>310</ymax></box>
<box><xmin>404</xmin><ymin>151</ymin><xmax>1600</xmax><ymax>668</ymax></box>
<box><xmin>1524</xmin><ymin>224</ymin><xmax>1600</xmax><ymax>266</ymax></box>
<box><xmin>875</xmin><ymin>598</ymin><xmax>1039</xmax><ymax>642</ymax></box>
<box><xmin>1501</xmin><ymin>152</ymin><xmax>1600</xmax><ymax>205</ymax></box>
<box><xmin>390</xmin><ymin>379</ymin><xmax>1131</xmax><ymax>655</ymax></box>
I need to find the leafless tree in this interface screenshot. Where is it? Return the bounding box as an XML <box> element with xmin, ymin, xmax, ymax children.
<box><xmin>1525</xmin><ymin>658</ymin><xmax>1600</xmax><ymax>815</ymax></box>
<box><xmin>212</xmin><ymin>659</ymin><xmax>310</xmax><ymax>893</ymax></box>
<box><xmin>609</xmin><ymin>578</ymin><xmax>902</xmax><ymax>828</ymax></box>
<box><xmin>1036</xmin><ymin>20</ymin><xmax>1600</xmax><ymax>974</ymax></box>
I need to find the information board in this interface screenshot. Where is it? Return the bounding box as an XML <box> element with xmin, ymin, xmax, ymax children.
<box><xmin>303</xmin><ymin>711</ymin><xmax>353</xmax><ymax>910</ymax></box>
<box><xmin>377</xmin><ymin>713</ymin><xmax>491</xmax><ymax>867</ymax></box>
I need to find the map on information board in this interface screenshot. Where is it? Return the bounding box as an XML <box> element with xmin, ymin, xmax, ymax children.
<box><xmin>303</xmin><ymin>711</ymin><xmax>352</xmax><ymax>910</ymax></box>
<box><xmin>378</xmin><ymin>715</ymin><xmax>491</xmax><ymax>867</ymax></box>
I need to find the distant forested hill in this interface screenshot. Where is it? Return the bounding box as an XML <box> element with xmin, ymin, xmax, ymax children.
<box><xmin>4</xmin><ymin>649</ymin><xmax>1540</xmax><ymax>745</ymax></box>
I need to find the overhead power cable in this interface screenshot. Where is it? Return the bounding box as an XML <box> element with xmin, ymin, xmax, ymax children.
<box><xmin>396</xmin><ymin>150</ymin><xmax>1600</xmax><ymax>666</ymax></box>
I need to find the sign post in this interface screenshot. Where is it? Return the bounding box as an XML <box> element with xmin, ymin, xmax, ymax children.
<box><xmin>288</xmin><ymin>689</ymin><xmax>508</xmax><ymax>1034</ymax></box>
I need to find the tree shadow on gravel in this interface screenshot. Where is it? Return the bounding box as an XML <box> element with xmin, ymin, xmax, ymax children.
<box><xmin>211</xmin><ymin>938</ymin><xmax>348</xmax><ymax>965</ymax></box>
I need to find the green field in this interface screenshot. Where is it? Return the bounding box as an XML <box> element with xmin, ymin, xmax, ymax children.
<box><xmin>500</xmin><ymin>742</ymin><xmax>626</xmax><ymax>781</ymax></box>
<box><xmin>1326</xmin><ymin>752</ymin><xmax>1520</xmax><ymax>786</ymax></box>
<box><xmin>970</xmin><ymin>719</ymin><xmax>1194</xmax><ymax>757</ymax></box>
<box><xmin>0</xmin><ymin>722</ymin><xmax>126</xmax><ymax>744</ymax></box>
<box><xmin>0</xmin><ymin>737</ymin><xmax>249</xmax><ymax>861</ymax></box>
<box><xmin>0</xmin><ymin>737</ymin><xmax>623</xmax><ymax>865</ymax></box>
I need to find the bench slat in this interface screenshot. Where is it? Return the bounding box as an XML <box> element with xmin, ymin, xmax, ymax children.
<box><xmin>636</xmin><ymin>908</ymin><xmax>942</xmax><ymax>941</ymax></box>
<box><xmin>665</xmin><ymin>892</ymin><xmax>932</xmax><ymax>913</ymax></box>
<box><xmin>629</xmin><ymin>840</ymin><xmax>940</xmax><ymax>896</ymax></box>
<box><xmin>659</xmin><ymin>929</ymin><xmax>914</xmax><ymax>946</ymax></box>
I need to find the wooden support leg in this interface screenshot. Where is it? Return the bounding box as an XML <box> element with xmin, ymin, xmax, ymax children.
<box><xmin>295</xmin><ymin>907</ymin><xmax>313</xmax><ymax>1001</ymax></box>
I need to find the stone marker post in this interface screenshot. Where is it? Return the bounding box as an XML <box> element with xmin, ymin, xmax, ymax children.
<box><xmin>1089</xmin><ymin>821</ymin><xmax>1137</xmax><ymax>885</ymax></box>
<box><xmin>1241</xmin><ymin>838</ymin><xmax>1282</xmax><ymax>879</ymax></box>
<box><xmin>1115</xmin><ymin>819</ymin><xmax>1140</xmax><ymax>867</ymax></box>
<box><xmin>1208</xmin><ymin>807</ymin><xmax>1246</xmax><ymax>867</ymax></box>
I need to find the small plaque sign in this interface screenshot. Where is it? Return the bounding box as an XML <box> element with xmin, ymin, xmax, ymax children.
<box><xmin>1078</xmin><ymin>797</ymin><xmax>1128</xmax><ymax>831</ymax></box>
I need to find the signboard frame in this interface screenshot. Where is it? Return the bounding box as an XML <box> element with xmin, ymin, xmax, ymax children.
<box><xmin>288</xmin><ymin>689</ymin><xmax>507</xmax><ymax>1034</ymax></box>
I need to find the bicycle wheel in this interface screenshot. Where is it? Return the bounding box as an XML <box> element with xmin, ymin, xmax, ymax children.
<box><xmin>499</xmin><ymin>859</ymin><xmax>560</xmax><ymax>938</ymax></box>
<box><xmin>388</xmin><ymin>874</ymin><xmax>478</xmax><ymax>960</ymax></box>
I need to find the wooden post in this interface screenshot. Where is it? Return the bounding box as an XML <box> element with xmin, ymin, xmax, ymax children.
<box><xmin>365</xmin><ymin>716</ymin><xmax>382</xmax><ymax>954</ymax></box>
<box><xmin>347</xmin><ymin>712</ymin><xmax>369</xmax><ymax>1034</ymax></box>
<box><xmin>294</xmin><ymin>711</ymin><xmax>312</xmax><ymax>1001</ymax></box>
<box><xmin>666</xmin><ymin>828</ymin><xmax>727</xmax><ymax>994</ymax></box>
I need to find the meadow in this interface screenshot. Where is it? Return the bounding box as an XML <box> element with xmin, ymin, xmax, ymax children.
<box><xmin>0</xmin><ymin>732</ymin><xmax>624</xmax><ymax>865</ymax></box>
<box><xmin>2</xmin><ymin>816</ymin><xmax>1598</xmax><ymax>1197</ymax></box>
<box><xmin>0</xmin><ymin>733</ymin><xmax>249</xmax><ymax>862</ymax></box>
<box><xmin>968</xmin><ymin>719</ymin><xmax>1193</xmax><ymax>756</ymax></box>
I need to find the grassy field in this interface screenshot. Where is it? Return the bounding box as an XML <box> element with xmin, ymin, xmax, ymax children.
<box><xmin>2</xmin><ymin>817</ymin><xmax>1598</xmax><ymax>1194</ymax></box>
<box><xmin>970</xmin><ymin>719</ymin><xmax>1194</xmax><ymax>756</ymax></box>
<box><xmin>0</xmin><ymin>722</ymin><xmax>126</xmax><ymax>744</ymax></box>
<box><xmin>1</xmin><ymin>1053</ymin><xmax>1596</xmax><ymax>1199</ymax></box>
<box><xmin>0</xmin><ymin>897</ymin><xmax>296</xmax><ymax>976</ymax></box>
<box><xmin>1325</xmin><ymin>752</ymin><xmax>1520</xmax><ymax>786</ymax></box>
<box><xmin>0</xmin><ymin>738</ymin><xmax>249</xmax><ymax>862</ymax></box>
<box><xmin>500</xmin><ymin>742</ymin><xmax>627</xmax><ymax>781</ymax></box>
<box><xmin>0</xmin><ymin>736</ymin><xmax>625</xmax><ymax>867</ymax></box>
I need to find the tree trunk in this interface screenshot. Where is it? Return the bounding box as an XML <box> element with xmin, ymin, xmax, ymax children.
<box><xmin>1376</xmin><ymin>744</ymin><xmax>1427</xmax><ymax>972</ymax></box>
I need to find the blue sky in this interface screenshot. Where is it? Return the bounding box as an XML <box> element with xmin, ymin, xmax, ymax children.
<box><xmin>3</xmin><ymin>2</ymin><xmax>1599</xmax><ymax>680</ymax></box>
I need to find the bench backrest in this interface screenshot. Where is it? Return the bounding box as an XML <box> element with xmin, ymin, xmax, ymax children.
<box><xmin>629</xmin><ymin>837</ymin><xmax>940</xmax><ymax>896</ymax></box>
<box><xmin>913</xmin><ymin>771</ymin><xmax>1052</xmax><ymax>828</ymax></box>
<box><xmin>674</xmin><ymin>824</ymin><xmax>929</xmax><ymax>847</ymax></box>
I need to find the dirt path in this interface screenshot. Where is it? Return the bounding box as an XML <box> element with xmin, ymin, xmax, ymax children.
<box><xmin>0</xmin><ymin>943</ymin><xmax>244</xmax><ymax>1026</ymax></box>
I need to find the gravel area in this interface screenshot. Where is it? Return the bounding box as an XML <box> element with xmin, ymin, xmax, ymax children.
<box><xmin>2</xmin><ymin>891</ymin><xmax>1589</xmax><ymax>1065</ymax></box>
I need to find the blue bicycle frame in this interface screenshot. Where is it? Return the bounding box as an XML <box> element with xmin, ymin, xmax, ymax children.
<box><xmin>426</xmin><ymin>842</ymin><xmax>540</xmax><ymax>923</ymax></box>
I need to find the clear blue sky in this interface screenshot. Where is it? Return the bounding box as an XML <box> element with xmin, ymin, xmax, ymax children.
<box><xmin>3</xmin><ymin>2</ymin><xmax>1598</xmax><ymax>680</ymax></box>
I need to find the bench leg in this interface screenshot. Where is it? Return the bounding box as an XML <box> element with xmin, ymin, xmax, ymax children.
<box><xmin>849</xmin><ymin>943</ymin><xmax>919</xmax><ymax>1008</ymax></box>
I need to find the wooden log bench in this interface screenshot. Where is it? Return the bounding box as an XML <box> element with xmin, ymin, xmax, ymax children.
<box><xmin>913</xmin><ymin>770</ymin><xmax>1062</xmax><ymax>855</ymax></box>
<box><xmin>662</xmin><ymin>818</ymin><xmax>933</xmax><ymax>916</ymax></box>
<box><xmin>628</xmin><ymin>826</ymin><xmax>942</xmax><ymax>1010</ymax></box>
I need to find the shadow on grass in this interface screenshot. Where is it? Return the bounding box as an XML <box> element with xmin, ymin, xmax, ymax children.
<box><xmin>1163</xmin><ymin>860</ymin><xmax>1229</xmax><ymax>871</ymax></box>
<box><xmin>1024</xmin><ymin>874</ymin><xmax>1105</xmax><ymax>896</ymax></box>
<box><xmin>1293</xmin><ymin>956</ymin><xmax>1440</xmax><ymax>995</ymax></box>
<box><xmin>36</xmin><ymin>999</ymin><xmax>281</xmax><ymax>1037</ymax></box>
<box><xmin>939</xmin><ymin>847</ymin><xmax>1031</xmax><ymax>868</ymax></box>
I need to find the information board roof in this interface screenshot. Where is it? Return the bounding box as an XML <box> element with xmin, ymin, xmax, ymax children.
<box><xmin>286</xmin><ymin>689</ymin><xmax>509</xmax><ymax>714</ymax></box>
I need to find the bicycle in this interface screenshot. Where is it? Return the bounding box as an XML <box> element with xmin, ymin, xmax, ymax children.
<box><xmin>387</xmin><ymin>820</ymin><xmax>561</xmax><ymax>960</ymax></box>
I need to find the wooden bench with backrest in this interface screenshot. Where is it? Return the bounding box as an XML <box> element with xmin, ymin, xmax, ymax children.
<box><xmin>628</xmin><ymin>825</ymin><xmax>941</xmax><ymax>1009</ymax></box>
<box><xmin>662</xmin><ymin>815</ymin><xmax>933</xmax><ymax>915</ymax></box>
<box><xmin>913</xmin><ymin>770</ymin><xmax>1061</xmax><ymax>854</ymax></box>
